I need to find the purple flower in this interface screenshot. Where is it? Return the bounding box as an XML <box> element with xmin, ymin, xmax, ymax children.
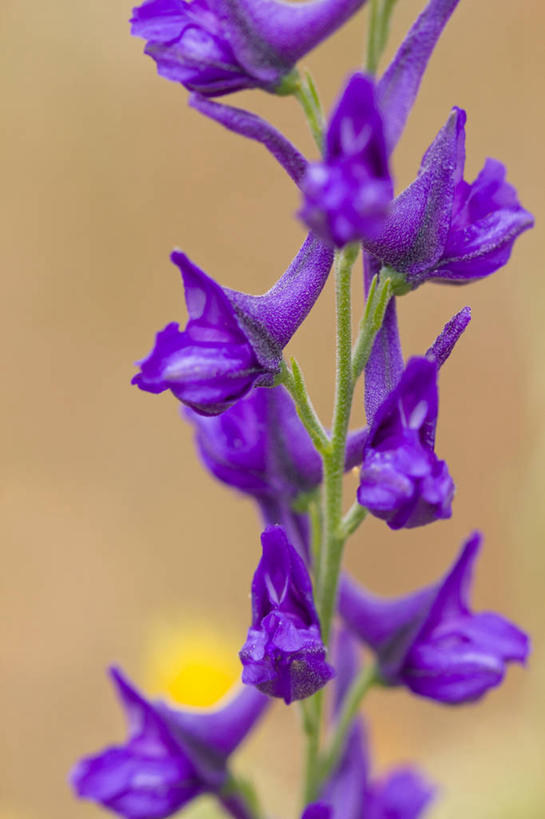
<box><xmin>133</xmin><ymin>234</ymin><xmax>333</xmax><ymax>415</ymax></box>
<box><xmin>185</xmin><ymin>384</ymin><xmax>368</xmax><ymax>502</ymax></box>
<box><xmin>186</xmin><ymin>385</ymin><xmax>322</xmax><ymax>499</ymax></box>
<box><xmin>308</xmin><ymin>730</ymin><xmax>434</xmax><ymax>819</ymax></box>
<box><xmin>299</xmin><ymin>73</ymin><xmax>393</xmax><ymax>247</ymax></box>
<box><xmin>339</xmin><ymin>533</ymin><xmax>530</xmax><ymax>704</ymax></box>
<box><xmin>365</xmin><ymin>108</ymin><xmax>534</xmax><ymax>287</ymax></box>
<box><xmin>71</xmin><ymin>667</ymin><xmax>268</xmax><ymax>818</ymax></box>
<box><xmin>304</xmin><ymin>631</ymin><xmax>434</xmax><ymax>818</ymax></box>
<box><xmin>131</xmin><ymin>0</ymin><xmax>367</xmax><ymax>97</ymax></box>
<box><xmin>185</xmin><ymin>384</ymin><xmax>368</xmax><ymax>560</ymax></box>
<box><xmin>240</xmin><ymin>525</ymin><xmax>334</xmax><ymax>704</ymax></box>
<box><xmin>358</xmin><ymin>357</ymin><xmax>454</xmax><ymax>529</ymax></box>
<box><xmin>364</xmin><ymin>769</ymin><xmax>436</xmax><ymax>819</ymax></box>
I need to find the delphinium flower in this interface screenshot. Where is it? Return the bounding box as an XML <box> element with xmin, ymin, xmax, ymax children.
<box><xmin>299</xmin><ymin>72</ymin><xmax>393</xmax><ymax>247</ymax></box>
<box><xmin>133</xmin><ymin>234</ymin><xmax>333</xmax><ymax>415</ymax></box>
<box><xmin>358</xmin><ymin>307</ymin><xmax>471</xmax><ymax>528</ymax></box>
<box><xmin>71</xmin><ymin>667</ymin><xmax>268</xmax><ymax>818</ymax></box>
<box><xmin>364</xmin><ymin>107</ymin><xmax>534</xmax><ymax>288</ymax></box>
<box><xmin>131</xmin><ymin>0</ymin><xmax>367</xmax><ymax>97</ymax></box>
<box><xmin>358</xmin><ymin>356</ymin><xmax>454</xmax><ymax>529</ymax></box>
<box><xmin>185</xmin><ymin>384</ymin><xmax>368</xmax><ymax>556</ymax></box>
<box><xmin>303</xmin><ymin>729</ymin><xmax>434</xmax><ymax>819</ymax></box>
<box><xmin>303</xmin><ymin>631</ymin><xmax>435</xmax><ymax>818</ymax></box>
<box><xmin>339</xmin><ymin>532</ymin><xmax>530</xmax><ymax>704</ymax></box>
<box><xmin>240</xmin><ymin>525</ymin><xmax>334</xmax><ymax>704</ymax></box>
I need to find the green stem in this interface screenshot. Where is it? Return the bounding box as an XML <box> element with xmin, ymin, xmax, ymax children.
<box><xmin>319</xmin><ymin>244</ymin><xmax>360</xmax><ymax>645</ymax></box>
<box><xmin>351</xmin><ymin>273</ymin><xmax>393</xmax><ymax>385</ymax></box>
<box><xmin>366</xmin><ymin>0</ymin><xmax>399</xmax><ymax>74</ymax></box>
<box><xmin>366</xmin><ymin>0</ymin><xmax>381</xmax><ymax>74</ymax></box>
<box><xmin>378</xmin><ymin>0</ymin><xmax>399</xmax><ymax>59</ymax></box>
<box><xmin>219</xmin><ymin>772</ymin><xmax>264</xmax><ymax>819</ymax></box>
<box><xmin>319</xmin><ymin>664</ymin><xmax>379</xmax><ymax>787</ymax></box>
<box><xmin>309</xmin><ymin>489</ymin><xmax>324</xmax><ymax>592</ymax></box>
<box><xmin>280</xmin><ymin>360</ymin><xmax>330</xmax><ymax>455</ymax></box>
<box><xmin>293</xmin><ymin>70</ymin><xmax>325</xmax><ymax>154</ymax></box>
<box><xmin>341</xmin><ymin>500</ymin><xmax>368</xmax><ymax>539</ymax></box>
<box><xmin>301</xmin><ymin>692</ymin><xmax>322</xmax><ymax>806</ymax></box>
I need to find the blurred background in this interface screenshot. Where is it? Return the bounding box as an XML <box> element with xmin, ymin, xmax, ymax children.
<box><xmin>1</xmin><ymin>0</ymin><xmax>544</xmax><ymax>816</ymax></box>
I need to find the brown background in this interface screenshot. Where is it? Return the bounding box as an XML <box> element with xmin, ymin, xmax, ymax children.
<box><xmin>1</xmin><ymin>0</ymin><xmax>544</xmax><ymax>816</ymax></box>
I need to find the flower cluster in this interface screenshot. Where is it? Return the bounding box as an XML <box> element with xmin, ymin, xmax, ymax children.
<box><xmin>72</xmin><ymin>0</ymin><xmax>533</xmax><ymax>816</ymax></box>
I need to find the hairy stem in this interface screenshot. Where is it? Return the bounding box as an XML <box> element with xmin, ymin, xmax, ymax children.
<box><xmin>319</xmin><ymin>243</ymin><xmax>360</xmax><ymax>646</ymax></box>
<box><xmin>351</xmin><ymin>273</ymin><xmax>393</xmax><ymax>384</ymax></box>
<box><xmin>280</xmin><ymin>360</ymin><xmax>330</xmax><ymax>454</ymax></box>
<box><xmin>366</xmin><ymin>0</ymin><xmax>400</xmax><ymax>74</ymax></box>
<box><xmin>341</xmin><ymin>500</ymin><xmax>368</xmax><ymax>538</ymax></box>
<box><xmin>293</xmin><ymin>69</ymin><xmax>325</xmax><ymax>154</ymax></box>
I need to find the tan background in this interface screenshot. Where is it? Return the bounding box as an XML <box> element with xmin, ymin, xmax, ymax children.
<box><xmin>1</xmin><ymin>0</ymin><xmax>544</xmax><ymax>816</ymax></box>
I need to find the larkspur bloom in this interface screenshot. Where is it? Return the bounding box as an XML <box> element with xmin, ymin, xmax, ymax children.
<box><xmin>359</xmin><ymin>304</ymin><xmax>471</xmax><ymax>529</ymax></box>
<box><xmin>358</xmin><ymin>356</ymin><xmax>454</xmax><ymax>529</ymax></box>
<box><xmin>240</xmin><ymin>525</ymin><xmax>334</xmax><ymax>704</ymax></box>
<box><xmin>71</xmin><ymin>667</ymin><xmax>268</xmax><ymax>818</ymax></box>
<box><xmin>305</xmin><ymin>730</ymin><xmax>434</xmax><ymax>819</ymax></box>
<box><xmin>133</xmin><ymin>234</ymin><xmax>333</xmax><ymax>415</ymax></box>
<box><xmin>131</xmin><ymin>0</ymin><xmax>367</xmax><ymax>97</ymax></box>
<box><xmin>303</xmin><ymin>631</ymin><xmax>435</xmax><ymax>819</ymax></box>
<box><xmin>185</xmin><ymin>384</ymin><xmax>368</xmax><ymax>556</ymax></box>
<box><xmin>365</xmin><ymin>107</ymin><xmax>534</xmax><ymax>288</ymax></box>
<box><xmin>299</xmin><ymin>72</ymin><xmax>392</xmax><ymax>247</ymax></box>
<box><xmin>339</xmin><ymin>533</ymin><xmax>530</xmax><ymax>704</ymax></box>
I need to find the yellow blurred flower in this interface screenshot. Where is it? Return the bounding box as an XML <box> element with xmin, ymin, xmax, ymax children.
<box><xmin>143</xmin><ymin>618</ymin><xmax>241</xmax><ymax>707</ymax></box>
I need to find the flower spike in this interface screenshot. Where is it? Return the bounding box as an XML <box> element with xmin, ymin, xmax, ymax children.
<box><xmin>71</xmin><ymin>668</ymin><xmax>268</xmax><ymax>817</ymax></box>
<box><xmin>339</xmin><ymin>533</ymin><xmax>530</xmax><ymax>704</ymax></box>
<box><xmin>132</xmin><ymin>0</ymin><xmax>367</xmax><ymax>97</ymax></box>
<box><xmin>133</xmin><ymin>234</ymin><xmax>333</xmax><ymax>415</ymax></box>
<box><xmin>240</xmin><ymin>525</ymin><xmax>334</xmax><ymax>704</ymax></box>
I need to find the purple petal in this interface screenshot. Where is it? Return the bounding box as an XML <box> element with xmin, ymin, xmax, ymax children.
<box><xmin>366</xmin><ymin>108</ymin><xmax>466</xmax><ymax>279</ymax></box>
<box><xmin>211</xmin><ymin>0</ymin><xmax>367</xmax><ymax>85</ymax></box>
<box><xmin>320</xmin><ymin>723</ymin><xmax>368</xmax><ymax>819</ymax></box>
<box><xmin>190</xmin><ymin>94</ymin><xmax>308</xmax><ymax>184</ymax></box>
<box><xmin>338</xmin><ymin>573</ymin><xmax>434</xmax><ymax>659</ymax></box>
<box><xmin>433</xmin><ymin>159</ymin><xmax>534</xmax><ymax>280</ymax></box>
<box><xmin>366</xmin><ymin>767</ymin><xmax>435</xmax><ymax>818</ymax></box>
<box><xmin>302</xmin><ymin>805</ymin><xmax>333</xmax><ymax>819</ymax></box>
<box><xmin>425</xmin><ymin>306</ymin><xmax>471</xmax><ymax>368</ymax></box>
<box><xmin>378</xmin><ymin>0</ymin><xmax>462</xmax><ymax>154</ymax></box>
<box><xmin>229</xmin><ymin>232</ymin><xmax>334</xmax><ymax>354</ymax></box>
<box><xmin>132</xmin><ymin>0</ymin><xmax>258</xmax><ymax>96</ymax></box>
<box><xmin>364</xmin><ymin>293</ymin><xmax>404</xmax><ymax>422</ymax></box>
<box><xmin>166</xmin><ymin>685</ymin><xmax>269</xmax><ymax>758</ymax></box>
<box><xmin>331</xmin><ymin>628</ymin><xmax>361</xmax><ymax>713</ymax></box>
